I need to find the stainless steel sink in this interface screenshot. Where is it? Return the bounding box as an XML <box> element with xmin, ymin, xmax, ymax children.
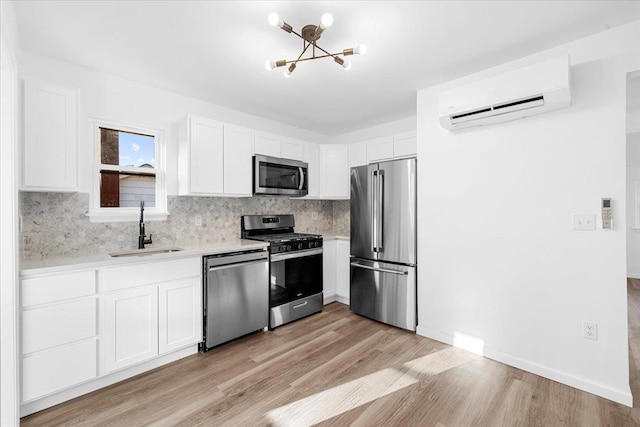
<box><xmin>109</xmin><ymin>247</ymin><xmax>184</xmax><ymax>257</ymax></box>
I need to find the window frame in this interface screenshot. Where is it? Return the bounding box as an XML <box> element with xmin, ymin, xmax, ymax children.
<box><xmin>88</xmin><ymin>119</ymin><xmax>168</xmax><ymax>223</ymax></box>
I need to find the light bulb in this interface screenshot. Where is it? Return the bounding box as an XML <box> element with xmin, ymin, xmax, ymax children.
<box><xmin>320</xmin><ymin>13</ymin><xmax>333</xmax><ymax>29</ymax></box>
<box><xmin>354</xmin><ymin>44</ymin><xmax>367</xmax><ymax>55</ymax></box>
<box><xmin>268</xmin><ymin>12</ymin><xmax>280</xmax><ymax>27</ymax></box>
<box><xmin>342</xmin><ymin>60</ymin><xmax>352</xmax><ymax>71</ymax></box>
<box><xmin>265</xmin><ymin>60</ymin><xmax>276</xmax><ymax>71</ymax></box>
<box><xmin>284</xmin><ymin>68</ymin><xmax>293</xmax><ymax>78</ymax></box>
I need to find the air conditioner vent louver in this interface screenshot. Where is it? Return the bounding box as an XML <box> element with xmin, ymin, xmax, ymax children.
<box><xmin>439</xmin><ymin>56</ymin><xmax>570</xmax><ymax>130</ymax></box>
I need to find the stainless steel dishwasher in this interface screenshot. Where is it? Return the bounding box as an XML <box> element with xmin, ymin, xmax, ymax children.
<box><xmin>203</xmin><ymin>248</ymin><xmax>269</xmax><ymax>351</ymax></box>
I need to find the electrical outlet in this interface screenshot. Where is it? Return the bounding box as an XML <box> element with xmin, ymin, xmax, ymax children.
<box><xmin>583</xmin><ymin>321</ymin><xmax>598</xmax><ymax>340</ymax></box>
<box><xmin>573</xmin><ymin>214</ymin><xmax>596</xmax><ymax>231</ymax></box>
<box><xmin>194</xmin><ymin>215</ymin><xmax>203</xmax><ymax>227</ymax></box>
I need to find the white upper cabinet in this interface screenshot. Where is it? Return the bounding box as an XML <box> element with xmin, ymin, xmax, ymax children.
<box><xmin>365</xmin><ymin>131</ymin><xmax>417</xmax><ymax>164</ymax></box>
<box><xmin>22</xmin><ymin>79</ymin><xmax>79</xmax><ymax>191</ymax></box>
<box><xmin>366</xmin><ymin>136</ymin><xmax>394</xmax><ymax>163</ymax></box>
<box><xmin>223</xmin><ymin>124</ymin><xmax>253</xmax><ymax>196</ymax></box>
<box><xmin>179</xmin><ymin>116</ymin><xmax>224</xmax><ymax>195</ymax></box>
<box><xmin>320</xmin><ymin>144</ymin><xmax>350</xmax><ymax>199</ymax></box>
<box><xmin>281</xmin><ymin>138</ymin><xmax>305</xmax><ymax>161</ymax></box>
<box><xmin>304</xmin><ymin>142</ymin><xmax>321</xmax><ymax>199</ymax></box>
<box><xmin>254</xmin><ymin>132</ymin><xmax>304</xmax><ymax>161</ymax></box>
<box><xmin>393</xmin><ymin>131</ymin><xmax>417</xmax><ymax>158</ymax></box>
<box><xmin>253</xmin><ymin>131</ymin><xmax>281</xmax><ymax>158</ymax></box>
<box><xmin>349</xmin><ymin>142</ymin><xmax>367</xmax><ymax>167</ymax></box>
<box><xmin>178</xmin><ymin>115</ymin><xmax>252</xmax><ymax>197</ymax></box>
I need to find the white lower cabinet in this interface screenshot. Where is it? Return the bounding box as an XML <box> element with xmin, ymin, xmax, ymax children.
<box><xmin>20</xmin><ymin>256</ymin><xmax>202</xmax><ymax>414</ymax></box>
<box><xmin>336</xmin><ymin>240</ymin><xmax>351</xmax><ymax>302</ymax></box>
<box><xmin>101</xmin><ymin>285</ymin><xmax>159</xmax><ymax>374</ymax></box>
<box><xmin>20</xmin><ymin>270</ymin><xmax>98</xmax><ymax>403</ymax></box>
<box><xmin>158</xmin><ymin>277</ymin><xmax>202</xmax><ymax>355</ymax></box>
<box><xmin>22</xmin><ymin>339</ymin><xmax>97</xmax><ymax>403</ymax></box>
<box><xmin>99</xmin><ymin>257</ymin><xmax>201</xmax><ymax>373</ymax></box>
<box><xmin>323</xmin><ymin>239</ymin><xmax>351</xmax><ymax>304</ymax></box>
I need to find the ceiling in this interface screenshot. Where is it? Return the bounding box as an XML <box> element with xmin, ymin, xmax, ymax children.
<box><xmin>12</xmin><ymin>1</ymin><xmax>640</xmax><ymax>136</ymax></box>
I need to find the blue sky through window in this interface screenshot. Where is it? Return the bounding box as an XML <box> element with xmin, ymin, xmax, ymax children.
<box><xmin>118</xmin><ymin>131</ymin><xmax>155</xmax><ymax>168</ymax></box>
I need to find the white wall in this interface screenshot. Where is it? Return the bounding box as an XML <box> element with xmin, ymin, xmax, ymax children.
<box><xmin>0</xmin><ymin>1</ymin><xmax>20</xmax><ymax>424</ymax></box>
<box><xmin>416</xmin><ymin>20</ymin><xmax>640</xmax><ymax>406</ymax></box>
<box><xmin>628</xmin><ymin>132</ymin><xmax>640</xmax><ymax>277</ymax></box>
<box><xmin>19</xmin><ymin>53</ymin><xmax>331</xmax><ymax>195</ymax></box>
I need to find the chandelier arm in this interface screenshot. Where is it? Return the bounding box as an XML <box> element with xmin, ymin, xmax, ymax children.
<box><xmin>284</xmin><ymin>53</ymin><xmax>344</xmax><ymax>64</ymax></box>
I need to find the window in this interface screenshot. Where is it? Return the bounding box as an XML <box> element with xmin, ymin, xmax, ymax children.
<box><xmin>89</xmin><ymin>120</ymin><xmax>167</xmax><ymax>222</ymax></box>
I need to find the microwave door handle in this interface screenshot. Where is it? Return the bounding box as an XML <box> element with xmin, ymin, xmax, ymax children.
<box><xmin>299</xmin><ymin>167</ymin><xmax>305</xmax><ymax>190</ymax></box>
<box><xmin>378</xmin><ymin>169</ymin><xmax>384</xmax><ymax>253</ymax></box>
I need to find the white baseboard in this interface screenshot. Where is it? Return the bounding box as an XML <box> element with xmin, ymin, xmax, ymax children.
<box><xmin>335</xmin><ymin>294</ymin><xmax>349</xmax><ymax>305</ymax></box>
<box><xmin>20</xmin><ymin>345</ymin><xmax>198</xmax><ymax>417</ymax></box>
<box><xmin>323</xmin><ymin>292</ymin><xmax>349</xmax><ymax>306</ymax></box>
<box><xmin>627</xmin><ymin>273</ymin><xmax>640</xmax><ymax>279</ymax></box>
<box><xmin>323</xmin><ymin>292</ymin><xmax>337</xmax><ymax>305</ymax></box>
<box><xmin>416</xmin><ymin>326</ymin><xmax>633</xmax><ymax>407</ymax></box>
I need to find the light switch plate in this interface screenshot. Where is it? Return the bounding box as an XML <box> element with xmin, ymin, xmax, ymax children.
<box><xmin>573</xmin><ymin>214</ymin><xmax>596</xmax><ymax>231</ymax></box>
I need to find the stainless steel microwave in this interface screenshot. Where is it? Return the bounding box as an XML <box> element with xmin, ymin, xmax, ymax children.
<box><xmin>253</xmin><ymin>155</ymin><xmax>308</xmax><ymax>197</ymax></box>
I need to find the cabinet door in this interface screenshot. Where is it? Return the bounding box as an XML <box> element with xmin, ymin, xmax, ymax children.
<box><xmin>393</xmin><ymin>131</ymin><xmax>417</xmax><ymax>158</ymax></box>
<box><xmin>336</xmin><ymin>240</ymin><xmax>351</xmax><ymax>302</ymax></box>
<box><xmin>254</xmin><ymin>132</ymin><xmax>281</xmax><ymax>157</ymax></box>
<box><xmin>101</xmin><ymin>286</ymin><xmax>158</xmax><ymax>374</ymax></box>
<box><xmin>23</xmin><ymin>79</ymin><xmax>78</xmax><ymax>191</ymax></box>
<box><xmin>189</xmin><ymin>116</ymin><xmax>224</xmax><ymax>194</ymax></box>
<box><xmin>366</xmin><ymin>137</ymin><xmax>394</xmax><ymax>163</ymax></box>
<box><xmin>322</xmin><ymin>240</ymin><xmax>337</xmax><ymax>302</ymax></box>
<box><xmin>305</xmin><ymin>143</ymin><xmax>320</xmax><ymax>198</ymax></box>
<box><xmin>158</xmin><ymin>278</ymin><xmax>202</xmax><ymax>355</ymax></box>
<box><xmin>223</xmin><ymin>124</ymin><xmax>253</xmax><ymax>196</ymax></box>
<box><xmin>349</xmin><ymin>142</ymin><xmax>367</xmax><ymax>167</ymax></box>
<box><xmin>320</xmin><ymin>144</ymin><xmax>350</xmax><ymax>199</ymax></box>
<box><xmin>281</xmin><ymin>139</ymin><xmax>305</xmax><ymax>161</ymax></box>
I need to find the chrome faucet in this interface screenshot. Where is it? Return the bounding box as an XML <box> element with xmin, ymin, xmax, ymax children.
<box><xmin>138</xmin><ymin>201</ymin><xmax>153</xmax><ymax>249</ymax></box>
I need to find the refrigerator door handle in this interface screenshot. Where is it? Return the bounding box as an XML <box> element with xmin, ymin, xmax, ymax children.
<box><xmin>378</xmin><ymin>169</ymin><xmax>384</xmax><ymax>253</ymax></box>
<box><xmin>371</xmin><ymin>169</ymin><xmax>377</xmax><ymax>252</ymax></box>
<box><xmin>350</xmin><ymin>261</ymin><xmax>408</xmax><ymax>275</ymax></box>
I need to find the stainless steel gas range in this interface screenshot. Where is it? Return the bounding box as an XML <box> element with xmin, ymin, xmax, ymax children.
<box><xmin>241</xmin><ymin>214</ymin><xmax>323</xmax><ymax>329</ymax></box>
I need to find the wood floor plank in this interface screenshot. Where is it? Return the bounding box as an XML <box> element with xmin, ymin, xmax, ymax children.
<box><xmin>21</xmin><ymin>300</ymin><xmax>640</xmax><ymax>426</ymax></box>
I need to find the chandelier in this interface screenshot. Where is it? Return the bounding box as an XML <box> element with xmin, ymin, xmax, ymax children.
<box><xmin>265</xmin><ymin>12</ymin><xmax>367</xmax><ymax>78</ymax></box>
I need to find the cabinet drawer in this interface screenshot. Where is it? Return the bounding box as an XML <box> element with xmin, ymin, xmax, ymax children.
<box><xmin>22</xmin><ymin>338</ymin><xmax>97</xmax><ymax>402</ymax></box>
<box><xmin>22</xmin><ymin>270</ymin><xmax>96</xmax><ymax>307</ymax></box>
<box><xmin>99</xmin><ymin>257</ymin><xmax>200</xmax><ymax>292</ymax></box>
<box><xmin>22</xmin><ymin>298</ymin><xmax>96</xmax><ymax>354</ymax></box>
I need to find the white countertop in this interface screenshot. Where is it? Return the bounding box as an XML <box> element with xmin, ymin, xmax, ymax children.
<box><xmin>20</xmin><ymin>239</ymin><xmax>269</xmax><ymax>276</ymax></box>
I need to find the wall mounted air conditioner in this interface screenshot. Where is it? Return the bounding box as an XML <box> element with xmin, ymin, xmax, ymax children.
<box><xmin>438</xmin><ymin>55</ymin><xmax>571</xmax><ymax>131</ymax></box>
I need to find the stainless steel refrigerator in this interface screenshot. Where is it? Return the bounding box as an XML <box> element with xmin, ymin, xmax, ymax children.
<box><xmin>350</xmin><ymin>157</ymin><xmax>417</xmax><ymax>331</ymax></box>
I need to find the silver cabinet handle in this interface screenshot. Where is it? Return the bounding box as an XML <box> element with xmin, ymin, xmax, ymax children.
<box><xmin>350</xmin><ymin>261</ymin><xmax>408</xmax><ymax>275</ymax></box>
<box><xmin>293</xmin><ymin>301</ymin><xmax>308</xmax><ymax>309</ymax></box>
<box><xmin>371</xmin><ymin>169</ymin><xmax>377</xmax><ymax>252</ymax></box>
<box><xmin>378</xmin><ymin>169</ymin><xmax>384</xmax><ymax>253</ymax></box>
<box><xmin>270</xmin><ymin>248</ymin><xmax>323</xmax><ymax>262</ymax></box>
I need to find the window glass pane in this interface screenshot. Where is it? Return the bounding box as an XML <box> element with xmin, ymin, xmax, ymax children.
<box><xmin>100</xmin><ymin>171</ymin><xmax>156</xmax><ymax>208</ymax></box>
<box><xmin>100</xmin><ymin>128</ymin><xmax>155</xmax><ymax>168</ymax></box>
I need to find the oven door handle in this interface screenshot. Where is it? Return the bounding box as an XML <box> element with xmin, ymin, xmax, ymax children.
<box><xmin>271</xmin><ymin>248</ymin><xmax>323</xmax><ymax>262</ymax></box>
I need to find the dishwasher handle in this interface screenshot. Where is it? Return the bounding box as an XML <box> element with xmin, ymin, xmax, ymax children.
<box><xmin>205</xmin><ymin>249</ymin><xmax>268</xmax><ymax>269</ymax></box>
<box><xmin>208</xmin><ymin>258</ymin><xmax>267</xmax><ymax>272</ymax></box>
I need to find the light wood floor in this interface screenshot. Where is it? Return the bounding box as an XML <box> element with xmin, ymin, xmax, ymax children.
<box><xmin>22</xmin><ymin>286</ymin><xmax>640</xmax><ymax>426</ymax></box>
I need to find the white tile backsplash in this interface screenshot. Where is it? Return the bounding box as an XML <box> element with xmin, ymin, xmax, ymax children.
<box><xmin>20</xmin><ymin>192</ymin><xmax>350</xmax><ymax>261</ymax></box>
